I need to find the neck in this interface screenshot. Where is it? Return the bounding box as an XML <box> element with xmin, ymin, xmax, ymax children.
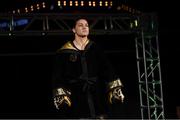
<box><xmin>73</xmin><ymin>36</ymin><xmax>88</xmax><ymax>50</ymax></box>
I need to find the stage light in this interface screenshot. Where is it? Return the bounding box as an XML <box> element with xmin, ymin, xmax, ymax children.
<box><xmin>99</xmin><ymin>1</ymin><xmax>102</xmax><ymax>6</ymax></box>
<box><xmin>42</xmin><ymin>2</ymin><xmax>46</xmax><ymax>8</ymax></box>
<box><xmin>92</xmin><ymin>1</ymin><xmax>95</xmax><ymax>7</ymax></box>
<box><xmin>25</xmin><ymin>7</ymin><xmax>28</xmax><ymax>13</ymax></box>
<box><xmin>105</xmin><ymin>1</ymin><xmax>108</xmax><ymax>7</ymax></box>
<box><xmin>70</xmin><ymin>1</ymin><xmax>73</xmax><ymax>6</ymax></box>
<box><xmin>63</xmin><ymin>1</ymin><xmax>67</xmax><ymax>6</ymax></box>
<box><xmin>10</xmin><ymin>0</ymin><xmax>117</xmax><ymax>13</ymax></box>
<box><xmin>89</xmin><ymin>1</ymin><xmax>92</xmax><ymax>6</ymax></box>
<box><xmin>81</xmin><ymin>1</ymin><xmax>84</xmax><ymax>6</ymax></box>
<box><xmin>57</xmin><ymin>1</ymin><xmax>61</xmax><ymax>6</ymax></box>
<box><xmin>134</xmin><ymin>20</ymin><xmax>138</xmax><ymax>27</ymax></box>
<box><xmin>130</xmin><ymin>19</ymin><xmax>138</xmax><ymax>28</ymax></box>
<box><xmin>75</xmin><ymin>1</ymin><xmax>78</xmax><ymax>6</ymax></box>
<box><xmin>110</xmin><ymin>1</ymin><xmax>112</xmax><ymax>6</ymax></box>
<box><xmin>36</xmin><ymin>4</ymin><xmax>40</xmax><ymax>10</ymax></box>
<box><xmin>17</xmin><ymin>9</ymin><xmax>20</xmax><ymax>13</ymax></box>
<box><xmin>31</xmin><ymin>5</ymin><xmax>34</xmax><ymax>11</ymax></box>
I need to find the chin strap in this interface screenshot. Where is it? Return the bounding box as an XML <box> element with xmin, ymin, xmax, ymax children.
<box><xmin>107</xmin><ymin>79</ymin><xmax>125</xmax><ymax>104</ymax></box>
<box><xmin>53</xmin><ymin>88</ymin><xmax>71</xmax><ymax>109</ymax></box>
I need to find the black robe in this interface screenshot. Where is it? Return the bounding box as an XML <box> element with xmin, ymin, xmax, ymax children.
<box><xmin>52</xmin><ymin>40</ymin><xmax>118</xmax><ymax>118</ymax></box>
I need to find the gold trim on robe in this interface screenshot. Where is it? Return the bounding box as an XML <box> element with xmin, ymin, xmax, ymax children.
<box><xmin>56</xmin><ymin>41</ymin><xmax>77</xmax><ymax>53</ymax></box>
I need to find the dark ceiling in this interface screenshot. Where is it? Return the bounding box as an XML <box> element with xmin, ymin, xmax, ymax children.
<box><xmin>0</xmin><ymin>0</ymin><xmax>178</xmax><ymax>31</ymax></box>
<box><xmin>0</xmin><ymin>0</ymin><xmax>160</xmax><ymax>13</ymax></box>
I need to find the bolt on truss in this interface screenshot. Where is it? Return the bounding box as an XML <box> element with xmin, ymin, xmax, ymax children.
<box><xmin>135</xmin><ymin>13</ymin><xmax>165</xmax><ymax>119</ymax></box>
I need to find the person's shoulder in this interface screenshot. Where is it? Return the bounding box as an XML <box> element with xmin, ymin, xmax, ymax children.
<box><xmin>90</xmin><ymin>40</ymin><xmax>104</xmax><ymax>51</ymax></box>
<box><xmin>89</xmin><ymin>40</ymin><xmax>100</xmax><ymax>48</ymax></box>
<box><xmin>56</xmin><ymin>41</ymin><xmax>76</xmax><ymax>53</ymax></box>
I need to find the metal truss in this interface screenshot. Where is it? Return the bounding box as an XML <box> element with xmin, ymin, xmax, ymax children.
<box><xmin>0</xmin><ymin>13</ymin><xmax>139</xmax><ymax>36</ymax></box>
<box><xmin>135</xmin><ymin>13</ymin><xmax>165</xmax><ymax>119</ymax></box>
<box><xmin>0</xmin><ymin>13</ymin><xmax>165</xmax><ymax>119</ymax></box>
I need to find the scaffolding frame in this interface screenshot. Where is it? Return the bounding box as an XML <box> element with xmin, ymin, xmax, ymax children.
<box><xmin>0</xmin><ymin>13</ymin><xmax>139</xmax><ymax>36</ymax></box>
<box><xmin>135</xmin><ymin>14</ymin><xmax>165</xmax><ymax>119</ymax></box>
<box><xmin>0</xmin><ymin>13</ymin><xmax>165</xmax><ymax>119</ymax></box>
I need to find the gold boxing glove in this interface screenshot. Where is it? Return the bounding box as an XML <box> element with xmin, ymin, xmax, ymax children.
<box><xmin>53</xmin><ymin>88</ymin><xmax>71</xmax><ymax>110</ymax></box>
<box><xmin>107</xmin><ymin>79</ymin><xmax>125</xmax><ymax>104</ymax></box>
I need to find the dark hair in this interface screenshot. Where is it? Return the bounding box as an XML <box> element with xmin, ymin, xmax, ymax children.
<box><xmin>72</xmin><ymin>17</ymin><xmax>89</xmax><ymax>28</ymax></box>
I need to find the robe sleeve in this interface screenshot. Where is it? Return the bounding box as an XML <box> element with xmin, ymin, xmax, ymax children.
<box><xmin>51</xmin><ymin>52</ymin><xmax>71</xmax><ymax>97</ymax></box>
<box><xmin>95</xmin><ymin>43</ymin><xmax>123</xmax><ymax>91</ymax></box>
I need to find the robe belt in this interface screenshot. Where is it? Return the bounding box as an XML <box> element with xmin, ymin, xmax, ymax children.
<box><xmin>69</xmin><ymin>76</ymin><xmax>97</xmax><ymax>92</ymax></box>
<box><xmin>69</xmin><ymin>76</ymin><xmax>97</xmax><ymax>117</ymax></box>
<box><xmin>81</xmin><ymin>77</ymin><xmax>97</xmax><ymax>92</ymax></box>
<box><xmin>80</xmin><ymin>76</ymin><xmax>97</xmax><ymax>118</ymax></box>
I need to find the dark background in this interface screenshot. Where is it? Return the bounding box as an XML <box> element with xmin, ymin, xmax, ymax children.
<box><xmin>0</xmin><ymin>35</ymin><xmax>140</xmax><ymax>119</ymax></box>
<box><xmin>0</xmin><ymin>0</ymin><xmax>180</xmax><ymax>119</ymax></box>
